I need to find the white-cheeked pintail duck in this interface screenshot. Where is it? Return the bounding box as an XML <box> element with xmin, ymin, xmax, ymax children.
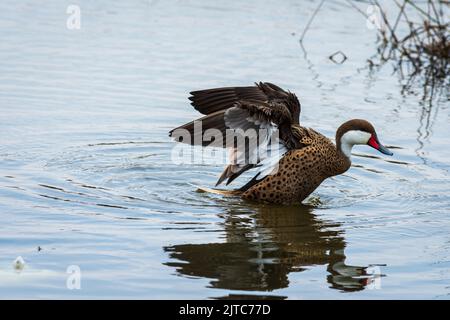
<box><xmin>169</xmin><ymin>82</ymin><xmax>393</xmax><ymax>205</ymax></box>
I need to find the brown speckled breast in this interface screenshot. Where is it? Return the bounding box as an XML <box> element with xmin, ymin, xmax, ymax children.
<box><xmin>242</xmin><ymin>127</ymin><xmax>350</xmax><ymax>205</ymax></box>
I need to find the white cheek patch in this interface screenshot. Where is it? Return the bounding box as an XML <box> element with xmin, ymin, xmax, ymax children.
<box><xmin>340</xmin><ymin>130</ymin><xmax>371</xmax><ymax>158</ymax></box>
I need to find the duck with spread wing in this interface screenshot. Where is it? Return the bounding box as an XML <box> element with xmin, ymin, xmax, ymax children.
<box><xmin>169</xmin><ymin>82</ymin><xmax>393</xmax><ymax>205</ymax></box>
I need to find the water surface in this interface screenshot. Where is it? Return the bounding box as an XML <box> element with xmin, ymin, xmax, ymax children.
<box><xmin>0</xmin><ymin>0</ymin><xmax>449</xmax><ymax>299</ymax></box>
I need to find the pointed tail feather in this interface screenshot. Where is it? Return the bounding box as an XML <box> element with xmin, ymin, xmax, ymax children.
<box><xmin>193</xmin><ymin>184</ymin><xmax>242</xmax><ymax>196</ymax></box>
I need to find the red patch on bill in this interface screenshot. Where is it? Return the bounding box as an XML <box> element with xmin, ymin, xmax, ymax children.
<box><xmin>368</xmin><ymin>135</ymin><xmax>379</xmax><ymax>149</ymax></box>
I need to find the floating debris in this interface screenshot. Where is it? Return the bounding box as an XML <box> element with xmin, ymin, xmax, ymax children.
<box><xmin>329</xmin><ymin>51</ymin><xmax>348</xmax><ymax>64</ymax></box>
<box><xmin>13</xmin><ymin>256</ymin><xmax>25</xmax><ymax>272</ymax></box>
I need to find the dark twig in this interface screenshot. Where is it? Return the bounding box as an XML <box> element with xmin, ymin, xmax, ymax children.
<box><xmin>299</xmin><ymin>0</ymin><xmax>326</xmax><ymax>45</ymax></box>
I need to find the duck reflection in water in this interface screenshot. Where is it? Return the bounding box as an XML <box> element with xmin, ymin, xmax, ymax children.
<box><xmin>164</xmin><ymin>204</ymin><xmax>382</xmax><ymax>295</ymax></box>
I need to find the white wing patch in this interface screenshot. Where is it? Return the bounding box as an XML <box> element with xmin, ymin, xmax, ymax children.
<box><xmin>224</xmin><ymin>106</ymin><xmax>288</xmax><ymax>181</ymax></box>
<box><xmin>255</xmin><ymin>141</ymin><xmax>287</xmax><ymax>179</ymax></box>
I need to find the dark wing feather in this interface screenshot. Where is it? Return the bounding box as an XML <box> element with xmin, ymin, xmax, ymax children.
<box><xmin>169</xmin><ymin>110</ymin><xmax>227</xmax><ymax>147</ymax></box>
<box><xmin>188</xmin><ymin>82</ymin><xmax>301</xmax><ymax>124</ymax></box>
<box><xmin>189</xmin><ymin>86</ymin><xmax>268</xmax><ymax>115</ymax></box>
<box><xmin>257</xmin><ymin>82</ymin><xmax>301</xmax><ymax>125</ymax></box>
<box><xmin>238</xmin><ymin>99</ymin><xmax>303</xmax><ymax>150</ymax></box>
<box><xmin>214</xmin><ymin>99</ymin><xmax>304</xmax><ymax>185</ymax></box>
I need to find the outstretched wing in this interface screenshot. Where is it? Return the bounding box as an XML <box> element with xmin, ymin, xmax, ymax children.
<box><xmin>169</xmin><ymin>82</ymin><xmax>303</xmax><ymax>186</ymax></box>
<box><xmin>169</xmin><ymin>82</ymin><xmax>301</xmax><ymax>147</ymax></box>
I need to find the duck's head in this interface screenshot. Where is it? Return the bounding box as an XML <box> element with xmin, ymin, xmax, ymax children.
<box><xmin>336</xmin><ymin>119</ymin><xmax>393</xmax><ymax>158</ymax></box>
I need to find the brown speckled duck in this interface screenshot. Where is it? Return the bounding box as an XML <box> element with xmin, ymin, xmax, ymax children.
<box><xmin>169</xmin><ymin>82</ymin><xmax>393</xmax><ymax>205</ymax></box>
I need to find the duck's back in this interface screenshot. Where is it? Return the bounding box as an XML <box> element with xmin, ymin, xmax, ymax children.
<box><xmin>242</xmin><ymin>127</ymin><xmax>343</xmax><ymax>204</ymax></box>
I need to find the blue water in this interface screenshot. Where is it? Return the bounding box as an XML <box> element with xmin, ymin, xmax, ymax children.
<box><xmin>0</xmin><ymin>0</ymin><xmax>449</xmax><ymax>299</ymax></box>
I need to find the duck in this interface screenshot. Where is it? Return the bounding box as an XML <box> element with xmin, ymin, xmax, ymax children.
<box><xmin>169</xmin><ymin>82</ymin><xmax>393</xmax><ymax>205</ymax></box>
